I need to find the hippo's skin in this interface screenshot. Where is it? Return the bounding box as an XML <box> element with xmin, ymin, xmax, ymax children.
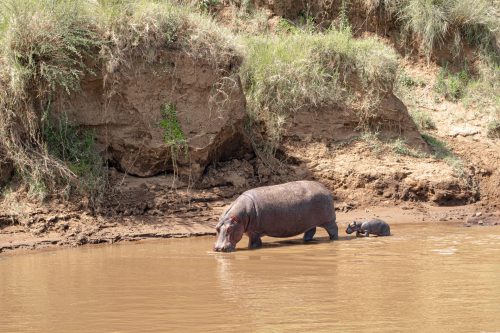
<box><xmin>214</xmin><ymin>181</ymin><xmax>338</xmax><ymax>252</ymax></box>
<box><xmin>345</xmin><ymin>219</ymin><xmax>391</xmax><ymax>237</ymax></box>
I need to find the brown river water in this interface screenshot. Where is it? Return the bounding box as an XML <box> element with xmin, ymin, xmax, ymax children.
<box><xmin>1</xmin><ymin>222</ymin><xmax>499</xmax><ymax>332</ymax></box>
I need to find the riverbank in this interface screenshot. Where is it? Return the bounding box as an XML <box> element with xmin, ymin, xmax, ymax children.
<box><xmin>1</xmin><ymin>201</ymin><xmax>498</xmax><ymax>255</ymax></box>
<box><xmin>1</xmin><ymin>0</ymin><xmax>498</xmax><ymax>255</ymax></box>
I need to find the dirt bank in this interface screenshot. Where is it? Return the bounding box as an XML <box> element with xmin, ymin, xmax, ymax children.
<box><xmin>1</xmin><ymin>197</ymin><xmax>498</xmax><ymax>255</ymax></box>
<box><xmin>1</xmin><ymin>166</ymin><xmax>498</xmax><ymax>255</ymax></box>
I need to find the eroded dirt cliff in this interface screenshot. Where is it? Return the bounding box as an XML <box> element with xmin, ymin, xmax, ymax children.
<box><xmin>56</xmin><ymin>51</ymin><xmax>250</xmax><ymax>179</ymax></box>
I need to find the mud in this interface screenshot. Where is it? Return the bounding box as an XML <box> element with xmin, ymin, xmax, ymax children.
<box><xmin>1</xmin><ymin>186</ymin><xmax>496</xmax><ymax>255</ymax></box>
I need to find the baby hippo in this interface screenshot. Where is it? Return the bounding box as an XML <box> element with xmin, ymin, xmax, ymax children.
<box><xmin>346</xmin><ymin>218</ymin><xmax>391</xmax><ymax>237</ymax></box>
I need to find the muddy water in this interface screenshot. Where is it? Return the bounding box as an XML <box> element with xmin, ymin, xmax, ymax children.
<box><xmin>1</xmin><ymin>223</ymin><xmax>499</xmax><ymax>332</ymax></box>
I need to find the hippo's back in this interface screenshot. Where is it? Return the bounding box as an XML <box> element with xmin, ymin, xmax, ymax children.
<box><xmin>243</xmin><ymin>181</ymin><xmax>335</xmax><ymax>237</ymax></box>
<box><xmin>363</xmin><ymin>218</ymin><xmax>391</xmax><ymax>236</ymax></box>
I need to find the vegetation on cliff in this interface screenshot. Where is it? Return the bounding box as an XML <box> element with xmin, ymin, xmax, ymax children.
<box><xmin>0</xmin><ymin>0</ymin><xmax>239</xmax><ymax>202</ymax></box>
<box><xmin>361</xmin><ymin>0</ymin><xmax>499</xmax><ymax>58</ymax></box>
<box><xmin>240</xmin><ymin>27</ymin><xmax>398</xmax><ymax>154</ymax></box>
<box><xmin>0</xmin><ymin>0</ymin><xmax>497</xmax><ymax>207</ymax></box>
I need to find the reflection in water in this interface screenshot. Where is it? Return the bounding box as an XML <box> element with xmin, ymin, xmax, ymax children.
<box><xmin>1</xmin><ymin>223</ymin><xmax>500</xmax><ymax>332</ymax></box>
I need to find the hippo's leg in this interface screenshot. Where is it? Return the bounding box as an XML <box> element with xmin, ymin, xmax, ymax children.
<box><xmin>322</xmin><ymin>221</ymin><xmax>339</xmax><ymax>240</ymax></box>
<box><xmin>247</xmin><ymin>232</ymin><xmax>262</xmax><ymax>249</ymax></box>
<box><xmin>303</xmin><ymin>227</ymin><xmax>316</xmax><ymax>242</ymax></box>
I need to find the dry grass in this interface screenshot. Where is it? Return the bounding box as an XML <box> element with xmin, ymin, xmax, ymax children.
<box><xmin>240</xmin><ymin>27</ymin><xmax>398</xmax><ymax>155</ymax></box>
<box><xmin>0</xmin><ymin>0</ymin><xmax>241</xmax><ymax>203</ymax></box>
<box><xmin>358</xmin><ymin>0</ymin><xmax>499</xmax><ymax>59</ymax></box>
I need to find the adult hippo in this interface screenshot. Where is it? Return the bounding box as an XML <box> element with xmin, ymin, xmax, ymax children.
<box><xmin>214</xmin><ymin>180</ymin><xmax>338</xmax><ymax>252</ymax></box>
<box><xmin>345</xmin><ymin>219</ymin><xmax>391</xmax><ymax>237</ymax></box>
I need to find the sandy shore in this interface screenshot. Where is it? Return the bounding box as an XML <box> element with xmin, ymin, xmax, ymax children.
<box><xmin>1</xmin><ymin>202</ymin><xmax>497</xmax><ymax>255</ymax></box>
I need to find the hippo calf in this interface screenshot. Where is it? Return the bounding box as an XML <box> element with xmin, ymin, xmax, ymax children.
<box><xmin>346</xmin><ymin>219</ymin><xmax>391</xmax><ymax>237</ymax></box>
<box><xmin>214</xmin><ymin>180</ymin><xmax>338</xmax><ymax>252</ymax></box>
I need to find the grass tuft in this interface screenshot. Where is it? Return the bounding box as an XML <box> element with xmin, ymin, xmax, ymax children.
<box><xmin>240</xmin><ymin>27</ymin><xmax>398</xmax><ymax>155</ymax></box>
<box><xmin>487</xmin><ymin>120</ymin><xmax>500</xmax><ymax>139</ymax></box>
<box><xmin>391</xmin><ymin>138</ymin><xmax>426</xmax><ymax>157</ymax></box>
<box><xmin>357</xmin><ymin>0</ymin><xmax>499</xmax><ymax>60</ymax></box>
<box><xmin>434</xmin><ymin>64</ymin><xmax>470</xmax><ymax>101</ymax></box>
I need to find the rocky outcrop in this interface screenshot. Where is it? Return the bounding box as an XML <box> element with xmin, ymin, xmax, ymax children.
<box><xmin>58</xmin><ymin>50</ymin><xmax>251</xmax><ymax>178</ymax></box>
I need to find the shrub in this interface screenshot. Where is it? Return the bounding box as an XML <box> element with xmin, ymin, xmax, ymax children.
<box><xmin>463</xmin><ymin>56</ymin><xmax>499</xmax><ymax>120</ymax></box>
<box><xmin>42</xmin><ymin>113</ymin><xmax>105</xmax><ymax>204</ymax></box>
<box><xmin>391</xmin><ymin>138</ymin><xmax>426</xmax><ymax>157</ymax></box>
<box><xmin>0</xmin><ymin>0</ymin><xmax>102</xmax><ymax>200</ymax></box>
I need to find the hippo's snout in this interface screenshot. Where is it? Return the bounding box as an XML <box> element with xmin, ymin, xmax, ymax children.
<box><xmin>214</xmin><ymin>244</ymin><xmax>235</xmax><ymax>252</ymax></box>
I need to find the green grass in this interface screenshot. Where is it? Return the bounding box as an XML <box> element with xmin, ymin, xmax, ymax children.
<box><xmin>159</xmin><ymin>102</ymin><xmax>188</xmax><ymax>177</ymax></box>
<box><xmin>240</xmin><ymin>27</ymin><xmax>398</xmax><ymax>155</ymax></box>
<box><xmin>0</xmin><ymin>0</ymin><xmax>240</xmax><ymax>202</ymax></box>
<box><xmin>434</xmin><ymin>64</ymin><xmax>470</xmax><ymax>101</ymax></box>
<box><xmin>361</xmin><ymin>0</ymin><xmax>499</xmax><ymax>60</ymax></box>
<box><xmin>159</xmin><ymin>103</ymin><xmax>187</xmax><ymax>147</ymax></box>
<box><xmin>463</xmin><ymin>56</ymin><xmax>499</xmax><ymax>121</ymax></box>
<box><xmin>410</xmin><ymin>109</ymin><xmax>436</xmax><ymax>131</ymax></box>
<box><xmin>391</xmin><ymin>138</ymin><xmax>426</xmax><ymax>158</ymax></box>
<box><xmin>397</xmin><ymin>70</ymin><xmax>425</xmax><ymax>88</ymax></box>
<box><xmin>42</xmin><ymin>113</ymin><xmax>105</xmax><ymax>204</ymax></box>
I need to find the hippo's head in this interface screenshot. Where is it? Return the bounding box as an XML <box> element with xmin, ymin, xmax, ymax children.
<box><xmin>345</xmin><ymin>221</ymin><xmax>361</xmax><ymax>234</ymax></box>
<box><xmin>214</xmin><ymin>216</ymin><xmax>245</xmax><ymax>252</ymax></box>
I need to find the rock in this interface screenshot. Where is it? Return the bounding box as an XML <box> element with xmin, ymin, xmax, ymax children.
<box><xmin>448</xmin><ymin>126</ymin><xmax>481</xmax><ymax>138</ymax></box>
<box><xmin>224</xmin><ymin>173</ymin><xmax>246</xmax><ymax>188</ymax></box>
<box><xmin>287</xmin><ymin>92</ymin><xmax>428</xmax><ymax>153</ymax></box>
<box><xmin>466</xmin><ymin>213</ymin><xmax>500</xmax><ymax>226</ymax></box>
<box><xmin>76</xmin><ymin>235</ymin><xmax>88</xmax><ymax>245</ymax></box>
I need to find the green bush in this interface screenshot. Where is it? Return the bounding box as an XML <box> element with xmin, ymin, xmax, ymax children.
<box><xmin>159</xmin><ymin>103</ymin><xmax>187</xmax><ymax>147</ymax></box>
<box><xmin>43</xmin><ymin>113</ymin><xmax>105</xmax><ymax>204</ymax></box>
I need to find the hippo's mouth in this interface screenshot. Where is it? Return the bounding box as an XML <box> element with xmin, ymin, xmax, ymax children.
<box><xmin>214</xmin><ymin>244</ymin><xmax>236</xmax><ymax>252</ymax></box>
